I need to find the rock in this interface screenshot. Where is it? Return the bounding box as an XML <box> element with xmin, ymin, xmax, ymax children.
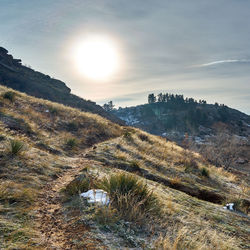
<box><xmin>223</xmin><ymin>203</ymin><xmax>235</xmax><ymax>211</ymax></box>
<box><xmin>236</xmin><ymin>158</ymin><xmax>248</xmax><ymax>164</ymax></box>
<box><xmin>0</xmin><ymin>47</ymin><xmax>8</xmax><ymax>54</ymax></box>
<box><xmin>80</xmin><ymin>189</ymin><xmax>110</xmax><ymax>205</ymax></box>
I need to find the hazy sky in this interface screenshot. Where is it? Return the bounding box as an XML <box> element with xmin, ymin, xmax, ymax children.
<box><xmin>1</xmin><ymin>0</ymin><xmax>250</xmax><ymax>114</ymax></box>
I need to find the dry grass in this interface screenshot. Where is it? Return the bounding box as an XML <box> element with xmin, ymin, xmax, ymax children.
<box><xmin>99</xmin><ymin>173</ymin><xmax>160</xmax><ymax>224</ymax></box>
<box><xmin>0</xmin><ymin>85</ymin><xmax>123</xmax><ymax>248</ymax></box>
<box><xmin>0</xmin><ymin>85</ymin><xmax>249</xmax><ymax>249</ymax></box>
<box><xmin>154</xmin><ymin>226</ymin><xmax>239</xmax><ymax>250</ymax></box>
<box><xmin>0</xmin><ymin>181</ymin><xmax>37</xmax><ymax>204</ymax></box>
<box><xmin>85</xmin><ymin>130</ymin><xmax>250</xmax><ymax>248</ymax></box>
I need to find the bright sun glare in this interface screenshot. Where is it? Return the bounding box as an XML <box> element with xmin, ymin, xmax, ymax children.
<box><xmin>74</xmin><ymin>36</ymin><xmax>119</xmax><ymax>81</ymax></box>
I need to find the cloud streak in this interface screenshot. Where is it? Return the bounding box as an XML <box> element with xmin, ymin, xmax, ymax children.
<box><xmin>196</xmin><ymin>59</ymin><xmax>250</xmax><ymax>67</ymax></box>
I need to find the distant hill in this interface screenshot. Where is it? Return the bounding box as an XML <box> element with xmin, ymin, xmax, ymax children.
<box><xmin>0</xmin><ymin>46</ymin><xmax>123</xmax><ymax>125</ymax></box>
<box><xmin>112</xmin><ymin>94</ymin><xmax>250</xmax><ymax>140</ymax></box>
<box><xmin>111</xmin><ymin>94</ymin><xmax>250</xmax><ymax>179</ymax></box>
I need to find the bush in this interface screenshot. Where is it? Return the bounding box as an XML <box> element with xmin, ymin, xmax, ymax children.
<box><xmin>99</xmin><ymin>173</ymin><xmax>160</xmax><ymax>223</ymax></box>
<box><xmin>93</xmin><ymin>205</ymin><xmax>118</xmax><ymax>225</ymax></box>
<box><xmin>9</xmin><ymin>140</ymin><xmax>24</xmax><ymax>156</ymax></box>
<box><xmin>201</xmin><ymin>167</ymin><xmax>209</xmax><ymax>177</ymax></box>
<box><xmin>65</xmin><ymin>138</ymin><xmax>78</xmax><ymax>149</ymax></box>
<box><xmin>67</xmin><ymin>121</ymin><xmax>79</xmax><ymax>131</ymax></box>
<box><xmin>123</xmin><ymin>130</ymin><xmax>132</xmax><ymax>139</ymax></box>
<box><xmin>138</xmin><ymin>133</ymin><xmax>150</xmax><ymax>142</ymax></box>
<box><xmin>48</xmin><ymin>106</ymin><xmax>58</xmax><ymax>115</ymax></box>
<box><xmin>3</xmin><ymin>91</ymin><xmax>15</xmax><ymax>102</ymax></box>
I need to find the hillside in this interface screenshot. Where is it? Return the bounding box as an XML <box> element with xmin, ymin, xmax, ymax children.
<box><xmin>0</xmin><ymin>86</ymin><xmax>249</xmax><ymax>249</ymax></box>
<box><xmin>0</xmin><ymin>46</ymin><xmax>123</xmax><ymax>125</ymax></box>
<box><xmin>112</xmin><ymin>97</ymin><xmax>250</xmax><ymax>180</ymax></box>
<box><xmin>112</xmin><ymin>99</ymin><xmax>250</xmax><ymax>138</ymax></box>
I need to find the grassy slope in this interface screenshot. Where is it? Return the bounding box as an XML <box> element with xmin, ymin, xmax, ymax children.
<box><xmin>0</xmin><ymin>85</ymin><xmax>122</xmax><ymax>249</ymax></box>
<box><xmin>84</xmin><ymin>130</ymin><xmax>249</xmax><ymax>249</ymax></box>
<box><xmin>0</xmin><ymin>85</ymin><xmax>249</xmax><ymax>249</ymax></box>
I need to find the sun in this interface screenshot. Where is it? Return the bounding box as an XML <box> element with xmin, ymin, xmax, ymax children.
<box><xmin>74</xmin><ymin>36</ymin><xmax>119</xmax><ymax>81</ymax></box>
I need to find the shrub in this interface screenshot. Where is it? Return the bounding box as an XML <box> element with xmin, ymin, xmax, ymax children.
<box><xmin>65</xmin><ymin>138</ymin><xmax>78</xmax><ymax>149</ymax></box>
<box><xmin>93</xmin><ymin>205</ymin><xmax>119</xmax><ymax>225</ymax></box>
<box><xmin>67</xmin><ymin>121</ymin><xmax>79</xmax><ymax>131</ymax></box>
<box><xmin>3</xmin><ymin>91</ymin><xmax>15</xmax><ymax>102</ymax></box>
<box><xmin>123</xmin><ymin>130</ymin><xmax>132</xmax><ymax>139</ymax></box>
<box><xmin>201</xmin><ymin>167</ymin><xmax>209</xmax><ymax>177</ymax></box>
<box><xmin>99</xmin><ymin>173</ymin><xmax>160</xmax><ymax>223</ymax></box>
<box><xmin>48</xmin><ymin>106</ymin><xmax>58</xmax><ymax>115</ymax></box>
<box><xmin>170</xmin><ymin>176</ymin><xmax>181</xmax><ymax>186</ymax></box>
<box><xmin>8</xmin><ymin>140</ymin><xmax>24</xmax><ymax>156</ymax></box>
<box><xmin>138</xmin><ymin>133</ymin><xmax>150</xmax><ymax>142</ymax></box>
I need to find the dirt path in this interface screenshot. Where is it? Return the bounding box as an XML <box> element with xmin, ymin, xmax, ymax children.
<box><xmin>34</xmin><ymin>155</ymin><xmax>102</xmax><ymax>249</ymax></box>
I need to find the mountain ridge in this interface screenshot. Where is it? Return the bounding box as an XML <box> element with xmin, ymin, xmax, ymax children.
<box><xmin>0</xmin><ymin>46</ymin><xmax>123</xmax><ymax>125</ymax></box>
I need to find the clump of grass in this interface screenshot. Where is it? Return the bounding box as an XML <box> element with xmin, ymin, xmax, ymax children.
<box><xmin>130</xmin><ymin>160</ymin><xmax>140</xmax><ymax>169</ymax></box>
<box><xmin>0</xmin><ymin>182</ymin><xmax>36</xmax><ymax>205</ymax></box>
<box><xmin>123</xmin><ymin>130</ymin><xmax>132</xmax><ymax>140</ymax></box>
<box><xmin>123</xmin><ymin>128</ymin><xmax>135</xmax><ymax>141</ymax></box>
<box><xmin>138</xmin><ymin>133</ymin><xmax>150</xmax><ymax>142</ymax></box>
<box><xmin>93</xmin><ymin>205</ymin><xmax>119</xmax><ymax>225</ymax></box>
<box><xmin>99</xmin><ymin>173</ymin><xmax>160</xmax><ymax>224</ymax></box>
<box><xmin>8</xmin><ymin>140</ymin><xmax>24</xmax><ymax>156</ymax></box>
<box><xmin>67</xmin><ymin>121</ymin><xmax>79</xmax><ymax>131</ymax></box>
<box><xmin>183</xmin><ymin>157</ymin><xmax>198</xmax><ymax>173</ymax></box>
<box><xmin>170</xmin><ymin>176</ymin><xmax>181</xmax><ymax>186</ymax></box>
<box><xmin>65</xmin><ymin>138</ymin><xmax>78</xmax><ymax>149</ymax></box>
<box><xmin>201</xmin><ymin>167</ymin><xmax>209</xmax><ymax>177</ymax></box>
<box><xmin>154</xmin><ymin>226</ymin><xmax>238</xmax><ymax>250</ymax></box>
<box><xmin>48</xmin><ymin>106</ymin><xmax>58</xmax><ymax>115</ymax></box>
<box><xmin>3</xmin><ymin>91</ymin><xmax>15</xmax><ymax>102</ymax></box>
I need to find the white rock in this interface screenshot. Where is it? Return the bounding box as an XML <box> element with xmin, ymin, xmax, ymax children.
<box><xmin>80</xmin><ymin>189</ymin><xmax>110</xmax><ymax>205</ymax></box>
<box><xmin>223</xmin><ymin>203</ymin><xmax>235</xmax><ymax>211</ymax></box>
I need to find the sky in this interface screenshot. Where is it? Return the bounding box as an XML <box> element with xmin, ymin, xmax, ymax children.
<box><xmin>0</xmin><ymin>0</ymin><xmax>250</xmax><ymax>114</ymax></box>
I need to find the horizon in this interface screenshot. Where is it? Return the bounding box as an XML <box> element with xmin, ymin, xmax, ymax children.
<box><xmin>1</xmin><ymin>0</ymin><xmax>250</xmax><ymax>114</ymax></box>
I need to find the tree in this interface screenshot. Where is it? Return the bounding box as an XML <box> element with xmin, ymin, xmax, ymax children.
<box><xmin>157</xmin><ymin>93</ymin><xmax>164</xmax><ymax>102</ymax></box>
<box><xmin>103</xmin><ymin>101</ymin><xmax>114</xmax><ymax>112</ymax></box>
<box><xmin>148</xmin><ymin>94</ymin><xmax>156</xmax><ymax>104</ymax></box>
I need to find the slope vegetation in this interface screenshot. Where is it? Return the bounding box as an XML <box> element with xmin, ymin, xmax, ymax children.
<box><xmin>0</xmin><ymin>86</ymin><xmax>249</xmax><ymax>249</ymax></box>
<box><xmin>0</xmin><ymin>85</ymin><xmax>122</xmax><ymax>249</ymax></box>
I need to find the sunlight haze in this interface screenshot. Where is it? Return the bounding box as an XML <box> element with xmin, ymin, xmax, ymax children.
<box><xmin>1</xmin><ymin>0</ymin><xmax>250</xmax><ymax>114</ymax></box>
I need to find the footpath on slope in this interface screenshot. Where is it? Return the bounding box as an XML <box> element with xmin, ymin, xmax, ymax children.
<box><xmin>34</xmin><ymin>151</ymin><xmax>107</xmax><ymax>250</ymax></box>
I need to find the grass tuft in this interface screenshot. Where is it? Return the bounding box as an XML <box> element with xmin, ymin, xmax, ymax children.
<box><xmin>3</xmin><ymin>91</ymin><xmax>15</xmax><ymax>102</ymax></box>
<box><xmin>65</xmin><ymin>138</ymin><xmax>78</xmax><ymax>149</ymax></box>
<box><xmin>8</xmin><ymin>140</ymin><xmax>24</xmax><ymax>156</ymax></box>
<box><xmin>99</xmin><ymin>173</ymin><xmax>160</xmax><ymax>224</ymax></box>
<box><xmin>201</xmin><ymin>167</ymin><xmax>209</xmax><ymax>177</ymax></box>
<box><xmin>48</xmin><ymin>106</ymin><xmax>58</xmax><ymax>115</ymax></box>
<box><xmin>138</xmin><ymin>133</ymin><xmax>150</xmax><ymax>142</ymax></box>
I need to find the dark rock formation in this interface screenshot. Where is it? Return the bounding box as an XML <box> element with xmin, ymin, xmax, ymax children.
<box><xmin>0</xmin><ymin>46</ymin><xmax>123</xmax><ymax>125</ymax></box>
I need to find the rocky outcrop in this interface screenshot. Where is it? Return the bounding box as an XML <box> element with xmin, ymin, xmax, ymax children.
<box><xmin>0</xmin><ymin>46</ymin><xmax>123</xmax><ymax>125</ymax></box>
<box><xmin>0</xmin><ymin>47</ymin><xmax>22</xmax><ymax>67</ymax></box>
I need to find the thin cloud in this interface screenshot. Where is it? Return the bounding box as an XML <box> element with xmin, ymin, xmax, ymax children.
<box><xmin>195</xmin><ymin>59</ymin><xmax>250</xmax><ymax>67</ymax></box>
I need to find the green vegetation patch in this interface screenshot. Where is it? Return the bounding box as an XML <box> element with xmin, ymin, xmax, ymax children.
<box><xmin>99</xmin><ymin>173</ymin><xmax>160</xmax><ymax>224</ymax></box>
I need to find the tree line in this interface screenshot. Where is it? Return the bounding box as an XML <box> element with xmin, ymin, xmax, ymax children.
<box><xmin>148</xmin><ymin>93</ymin><xmax>207</xmax><ymax>105</ymax></box>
